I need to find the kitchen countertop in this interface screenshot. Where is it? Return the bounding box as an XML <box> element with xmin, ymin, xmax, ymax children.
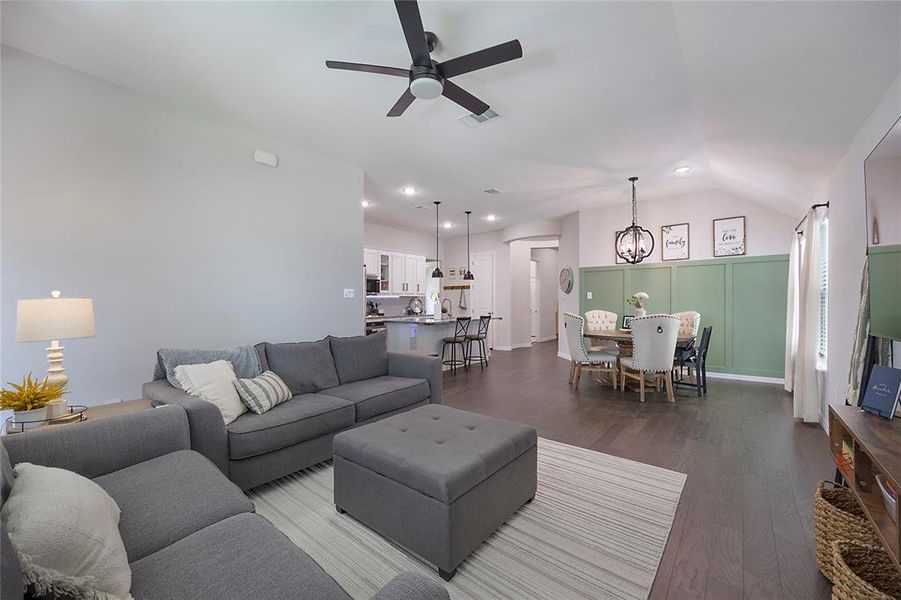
<box><xmin>368</xmin><ymin>315</ymin><xmax>503</xmax><ymax>323</ymax></box>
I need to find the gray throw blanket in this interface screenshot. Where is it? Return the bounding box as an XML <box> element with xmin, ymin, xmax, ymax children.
<box><xmin>153</xmin><ymin>346</ymin><xmax>262</xmax><ymax>390</ymax></box>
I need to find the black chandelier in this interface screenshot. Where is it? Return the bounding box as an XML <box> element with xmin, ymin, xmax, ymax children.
<box><xmin>431</xmin><ymin>201</ymin><xmax>444</xmax><ymax>278</ymax></box>
<box><xmin>463</xmin><ymin>210</ymin><xmax>474</xmax><ymax>280</ymax></box>
<box><xmin>615</xmin><ymin>176</ymin><xmax>654</xmax><ymax>264</ymax></box>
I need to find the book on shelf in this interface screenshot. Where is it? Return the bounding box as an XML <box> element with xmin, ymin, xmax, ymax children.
<box><xmin>861</xmin><ymin>365</ymin><xmax>901</xmax><ymax>419</ymax></box>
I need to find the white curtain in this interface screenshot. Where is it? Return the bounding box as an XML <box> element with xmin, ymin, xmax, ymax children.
<box><xmin>793</xmin><ymin>208</ymin><xmax>824</xmax><ymax>422</ymax></box>
<box><xmin>784</xmin><ymin>234</ymin><xmax>800</xmax><ymax>392</ymax></box>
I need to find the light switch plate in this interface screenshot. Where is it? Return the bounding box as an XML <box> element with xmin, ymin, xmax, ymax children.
<box><xmin>586</xmin><ymin>291</ymin><xmax>593</xmax><ymax>300</ymax></box>
<box><xmin>343</xmin><ymin>289</ymin><xmax>355</xmax><ymax>298</ymax></box>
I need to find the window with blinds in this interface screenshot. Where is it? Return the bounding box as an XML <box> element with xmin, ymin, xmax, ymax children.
<box><xmin>817</xmin><ymin>216</ymin><xmax>829</xmax><ymax>360</ymax></box>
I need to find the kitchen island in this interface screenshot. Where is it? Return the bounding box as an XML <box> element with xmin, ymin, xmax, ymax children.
<box><xmin>385</xmin><ymin>316</ymin><xmax>457</xmax><ymax>357</ymax></box>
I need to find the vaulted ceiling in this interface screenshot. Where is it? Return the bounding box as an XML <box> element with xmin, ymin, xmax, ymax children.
<box><xmin>3</xmin><ymin>1</ymin><xmax>899</xmax><ymax>234</ymax></box>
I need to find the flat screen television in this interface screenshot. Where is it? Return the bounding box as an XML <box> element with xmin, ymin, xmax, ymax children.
<box><xmin>865</xmin><ymin>114</ymin><xmax>901</xmax><ymax>341</ymax></box>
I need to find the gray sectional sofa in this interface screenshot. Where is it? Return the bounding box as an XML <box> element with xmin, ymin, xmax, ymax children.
<box><xmin>143</xmin><ymin>332</ymin><xmax>442</xmax><ymax>490</ymax></box>
<box><xmin>0</xmin><ymin>406</ymin><xmax>448</xmax><ymax>600</ymax></box>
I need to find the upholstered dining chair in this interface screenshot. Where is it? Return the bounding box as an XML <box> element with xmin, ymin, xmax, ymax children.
<box><xmin>563</xmin><ymin>312</ymin><xmax>618</xmax><ymax>388</ymax></box>
<box><xmin>672</xmin><ymin>311</ymin><xmax>701</xmax><ymax>338</ymax></box>
<box><xmin>619</xmin><ymin>314</ymin><xmax>681</xmax><ymax>403</ymax></box>
<box><xmin>583</xmin><ymin>309</ymin><xmax>619</xmax><ymax>352</ymax></box>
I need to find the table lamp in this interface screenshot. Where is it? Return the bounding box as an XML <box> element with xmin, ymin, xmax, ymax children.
<box><xmin>16</xmin><ymin>290</ymin><xmax>95</xmax><ymax>416</ymax></box>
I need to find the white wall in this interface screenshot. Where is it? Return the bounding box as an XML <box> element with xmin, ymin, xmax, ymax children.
<box><xmin>530</xmin><ymin>248</ymin><xmax>559</xmax><ymax>341</ymax></box>
<box><xmin>364</xmin><ymin>222</ymin><xmax>434</xmax><ymax>257</ymax></box>
<box><xmin>1</xmin><ymin>47</ymin><xmax>364</xmax><ymax>405</ymax></box>
<box><xmin>578</xmin><ymin>189</ymin><xmax>796</xmax><ymax>267</ymax></box>
<box><xmin>821</xmin><ymin>71</ymin><xmax>901</xmax><ymax>423</ymax></box>
<box><xmin>558</xmin><ymin>212</ymin><xmax>581</xmax><ymax>358</ymax></box>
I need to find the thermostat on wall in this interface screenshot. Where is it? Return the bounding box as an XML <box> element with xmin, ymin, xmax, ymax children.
<box><xmin>253</xmin><ymin>150</ymin><xmax>278</xmax><ymax>168</ymax></box>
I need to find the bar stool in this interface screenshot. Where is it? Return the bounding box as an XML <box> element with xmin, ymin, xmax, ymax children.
<box><xmin>441</xmin><ymin>317</ymin><xmax>471</xmax><ymax>375</ymax></box>
<box><xmin>465</xmin><ymin>315</ymin><xmax>492</xmax><ymax>369</ymax></box>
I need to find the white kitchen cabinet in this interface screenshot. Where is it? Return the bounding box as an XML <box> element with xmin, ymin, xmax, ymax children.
<box><xmin>404</xmin><ymin>254</ymin><xmax>416</xmax><ymax>294</ymax></box>
<box><xmin>363</xmin><ymin>248</ymin><xmax>380</xmax><ymax>278</ymax></box>
<box><xmin>414</xmin><ymin>255</ymin><xmax>426</xmax><ymax>294</ymax></box>
<box><xmin>390</xmin><ymin>252</ymin><xmax>406</xmax><ymax>294</ymax></box>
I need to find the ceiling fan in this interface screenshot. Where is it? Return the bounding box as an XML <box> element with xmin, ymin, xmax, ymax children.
<box><xmin>326</xmin><ymin>0</ymin><xmax>522</xmax><ymax>117</ymax></box>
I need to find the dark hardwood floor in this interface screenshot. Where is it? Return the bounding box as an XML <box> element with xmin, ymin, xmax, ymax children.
<box><xmin>443</xmin><ymin>340</ymin><xmax>833</xmax><ymax>600</ymax></box>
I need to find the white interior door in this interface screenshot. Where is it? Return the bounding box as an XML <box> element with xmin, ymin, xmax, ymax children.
<box><xmin>530</xmin><ymin>260</ymin><xmax>539</xmax><ymax>340</ymax></box>
<box><xmin>470</xmin><ymin>252</ymin><xmax>495</xmax><ymax>348</ymax></box>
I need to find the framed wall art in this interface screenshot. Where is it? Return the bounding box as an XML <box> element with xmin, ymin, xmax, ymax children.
<box><xmin>713</xmin><ymin>216</ymin><xmax>746</xmax><ymax>257</ymax></box>
<box><xmin>661</xmin><ymin>223</ymin><xmax>690</xmax><ymax>261</ymax></box>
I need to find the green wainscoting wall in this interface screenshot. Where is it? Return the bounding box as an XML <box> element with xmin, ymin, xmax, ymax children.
<box><xmin>580</xmin><ymin>254</ymin><xmax>789</xmax><ymax>378</ymax></box>
<box><xmin>869</xmin><ymin>244</ymin><xmax>901</xmax><ymax>341</ymax></box>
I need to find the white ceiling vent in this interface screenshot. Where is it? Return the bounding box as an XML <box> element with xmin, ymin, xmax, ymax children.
<box><xmin>457</xmin><ymin>109</ymin><xmax>499</xmax><ymax>128</ymax></box>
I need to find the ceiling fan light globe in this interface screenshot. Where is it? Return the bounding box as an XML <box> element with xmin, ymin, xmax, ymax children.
<box><xmin>410</xmin><ymin>76</ymin><xmax>443</xmax><ymax>100</ymax></box>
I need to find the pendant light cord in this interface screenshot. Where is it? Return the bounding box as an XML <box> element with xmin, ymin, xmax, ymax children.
<box><xmin>631</xmin><ymin>178</ymin><xmax>638</xmax><ymax>227</ymax></box>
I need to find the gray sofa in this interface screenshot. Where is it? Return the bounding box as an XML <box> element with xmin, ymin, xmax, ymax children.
<box><xmin>143</xmin><ymin>332</ymin><xmax>442</xmax><ymax>490</ymax></box>
<box><xmin>0</xmin><ymin>406</ymin><xmax>448</xmax><ymax>600</ymax></box>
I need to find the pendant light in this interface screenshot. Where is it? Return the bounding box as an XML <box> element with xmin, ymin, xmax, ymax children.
<box><xmin>463</xmin><ymin>210</ymin><xmax>475</xmax><ymax>280</ymax></box>
<box><xmin>431</xmin><ymin>201</ymin><xmax>444</xmax><ymax>278</ymax></box>
<box><xmin>615</xmin><ymin>176</ymin><xmax>655</xmax><ymax>264</ymax></box>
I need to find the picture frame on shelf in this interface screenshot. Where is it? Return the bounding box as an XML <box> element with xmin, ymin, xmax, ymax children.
<box><xmin>713</xmin><ymin>216</ymin><xmax>746</xmax><ymax>257</ymax></box>
<box><xmin>661</xmin><ymin>223</ymin><xmax>690</xmax><ymax>261</ymax></box>
<box><xmin>614</xmin><ymin>230</ymin><xmax>627</xmax><ymax>264</ymax></box>
<box><xmin>622</xmin><ymin>316</ymin><xmax>634</xmax><ymax>330</ymax></box>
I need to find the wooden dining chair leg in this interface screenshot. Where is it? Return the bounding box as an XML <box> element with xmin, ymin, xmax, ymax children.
<box><xmin>639</xmin><ymin>373</ymin><xmax>646</xmax><ymax>403</ymax></box>
<box><xmin>568</xmin><ymin>360</ymin><xmax>576</xmax><ymax>384</ymax></box>
<box><xmin>574</xmin><ymin>363</ymin><xmax>582</xmax><ymax>387</ymax></box>
<box><xmin>665</xmin><ymin>372</ymin><xmax>675</xmax><ymax>403</ymax></box>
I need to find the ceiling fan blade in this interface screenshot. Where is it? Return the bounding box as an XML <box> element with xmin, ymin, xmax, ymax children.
<box><xmin>442</xmin><ymin>81</ymin><xmax>489</xmax><ymax>115</ymax></box>
<box><xmin>394</xmin><ymin>0</ymin><xmax>431</xmax><ymax>66</ymax></box>
<box><xmin>440</xmin><ymin>40</ymin><xmax>523</xmax><ymax>78</ymax></box>
<box><xmin>325</xmin><ymin>61</ymin><xmax>410</xmax><ymax>78</ymax></box>
<box><xmin>387</xmin><ymin>88</ymin><xmax>416</xmax><ymax>117</ymax></box>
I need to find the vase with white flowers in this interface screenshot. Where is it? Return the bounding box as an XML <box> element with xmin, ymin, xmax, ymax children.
<box><xmin>627</xmin><ymin>292</ymin><xmax>650</xmax><ymax>318</ymax></box>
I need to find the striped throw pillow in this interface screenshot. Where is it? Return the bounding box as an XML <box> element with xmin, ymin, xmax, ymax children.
<box><xmin>234</xmin><ymin>370</ymin><xmax>292</xmax><ymax>414</ymax></box>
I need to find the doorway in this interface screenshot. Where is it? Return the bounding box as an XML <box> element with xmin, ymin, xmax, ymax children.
<box><xmin>470</xmin><ymin>251</ymin><xmax>495</xmax><ymax>348</ymax></box>
<box><xmin>530</xmin><ymin>260</ymin><xmax>539</xmax><ymax>341</ymax></box>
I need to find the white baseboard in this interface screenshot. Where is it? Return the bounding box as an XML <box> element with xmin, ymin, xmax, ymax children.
<box><xmin>535</xmin><ymin>335</ymin><xmax>558</xmax><ymax>343</ymax></box>
<box><xmin>495</xmin><ymin>343</ymin><xmax>532</xmax><ymax>351</ymax></box>
<box><xmin>705</xmin><ymin>371</ymin><xmax>784</xmax><ymax>385</ymax></box>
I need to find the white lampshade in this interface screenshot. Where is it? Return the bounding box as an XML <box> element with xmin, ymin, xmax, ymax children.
<box><xmin>16</xmin><ymin>297</ymin><xmax>96</xmax><ymax>342</ymax></box>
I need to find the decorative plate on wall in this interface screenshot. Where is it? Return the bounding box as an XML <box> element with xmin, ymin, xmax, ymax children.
<box><xmin>559</xmin><ymin>266</ymin><xmax>574</xmax><ymax>294</ymax></box>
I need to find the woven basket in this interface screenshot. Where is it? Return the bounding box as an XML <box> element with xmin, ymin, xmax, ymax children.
<box><xmin>831</xmin><ymin>541</ymin><xmax>901</xmax><ymax>600</ymax></box>
<box><xmin>815</xmin><ymin>480</ymin><xmax>881</xmax><ymax>581</ymax></box>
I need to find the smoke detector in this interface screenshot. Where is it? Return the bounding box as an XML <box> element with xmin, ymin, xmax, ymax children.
<box><xmin>457</xmin><ymin>108</ymin><xmax>499</xmax><ymax>128</ymax></box>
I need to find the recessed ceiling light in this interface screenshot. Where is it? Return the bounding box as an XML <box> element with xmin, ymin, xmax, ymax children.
<box><xmin>485</xmin><ymin>214</ymin><xmax>498</xmax><ymax>222</ymax></box>
<box><xmin>361</xmin><ymin>199</ymin><xmax>371</xmax><ymax>208</ymax></box>
<box><xmin>443</xmin><ymin>221</ymin><xmax>453</xmax><ymax>229</ymax></box>
<box><xmin>402</xmin><ymin>186</ymin><xmax>418</xmax><ymax>196</ymax></box>
<box><xmin>672</xmin><ymin>166</ymin><xmax>692</xmax><ymax>175</ymax></box>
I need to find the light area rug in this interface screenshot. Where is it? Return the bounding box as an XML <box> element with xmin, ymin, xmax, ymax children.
<box><xmin>249</xmin><ymin>438</ymin><xmax>686</xmax><ymax>600</ymax></box>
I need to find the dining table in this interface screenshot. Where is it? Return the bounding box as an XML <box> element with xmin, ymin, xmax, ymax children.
<box><xmin>583</xmin><ymin>329</ymin><xmax>695</xmax><ymax>352</ymax></box>
<box><xmin>583</xmin><ymin>328</ymin><xmax>696</xmax><ymax>391</ymax></box>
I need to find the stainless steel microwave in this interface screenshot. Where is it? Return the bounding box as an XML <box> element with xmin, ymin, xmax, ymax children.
<box><xmin>366</xmin><ymin>278</ymin><xmax>380</xmax><ymax>294</ymax></box>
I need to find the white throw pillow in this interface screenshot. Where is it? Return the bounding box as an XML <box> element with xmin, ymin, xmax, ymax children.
<box><xmin>174</xmin><ymin>359</ymin><xmax>246</xmax><ymax>424</ymax></box>
<box><xmin>2</xmin><ymin>463</ymin><xmax>133</xmax><ymax>600</ymax></box>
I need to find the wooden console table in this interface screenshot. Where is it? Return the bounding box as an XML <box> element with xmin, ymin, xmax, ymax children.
<box><xmin>829</xmin><ymin>404</ymin><xmax>901</xmax><ymax>571</ymax></box>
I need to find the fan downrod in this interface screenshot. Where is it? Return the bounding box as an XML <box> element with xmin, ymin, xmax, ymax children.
<box><xmin>424</xmin><ymin>31</ymin><xmax>438</xmax><ymax>53</ymax></box>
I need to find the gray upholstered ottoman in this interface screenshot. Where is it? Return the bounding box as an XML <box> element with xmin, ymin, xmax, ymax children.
<box><xmin>333</xmin><ymin>404</ymin><xmax>537</xmax><ymax>580</ymax></box>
